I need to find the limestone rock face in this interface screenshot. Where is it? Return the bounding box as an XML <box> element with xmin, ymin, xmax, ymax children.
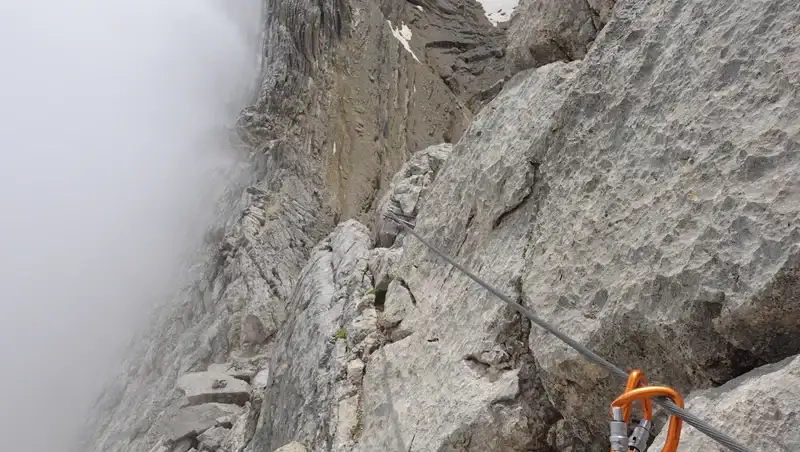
<box><xmin>84</xmin><ymin>0</ymin><xmax>800</xmax><ymax>451</ymax></box>
<box><xmin>392</xmin><ymin>0</ymin><xmax>800</xmax><ymax>448</ymax></box>
<box><xmin>250</xmin><ymin>220</ymin><xmax>376</xmax><ymax>451</ymax></box>
<box><xmin>273</xmin><ymin>442</ymin><xmax>307</xmax><ymax>452</ymax></box>
<box><xmin>354</xmin><ymin>62</ymin><xmax>580</xmax><ymax>452</ymax></box>
<box><xmin>651</xmin><ymin>354</ymin><xmax>800</xmax><ymax>451</ymax></box>
<box><xmin>82</xmin><ymin>0</ymin><xmax>502</xmax><ymax>449</ymax></box>
<box><xmin>374</xmin><ymin>143</ymin><xmax>452</xmax><ymax>247</ymax></box>
<box><xmin>317</xmin><ymin>0</ymin><xmax>505</xmax><ymax>220</ymax></box>
<box><xmin>506</xmin><ymin>0</ymin><xmax>614</xmax><ymax>76</ymax></box>
<box><xmin>153</xmin><ymin>403</ymin><xmax>242</xmax><ymax>444</ymax></box>
<box><xmin>177</xmin><ymin>371</ymin><xmax>252</xmax><ymax>407</ymax></box>
<box><xmin>403</xmin><ymin>0</ymin><xmax>509</xmax><ymax>111</ymax></box>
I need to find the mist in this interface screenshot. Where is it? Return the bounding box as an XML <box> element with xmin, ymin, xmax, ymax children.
<box><xmin>0</xmin><ymin>0</ymin><xmax>262</xmax><ymax>450</ymax></box>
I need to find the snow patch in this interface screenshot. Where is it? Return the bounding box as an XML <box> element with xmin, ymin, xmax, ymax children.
<box><xmin>333</xmin><ymin>142</ymin><xmax>337</xmax><ymax>155</ymax></box>
<box><xmin>387</xmin><ymin>20</ymin><xmax>420</xmax><ymax>63</ymax></box>
<box><xmin>476</xmin><ymin>0</ymin><xmax>518</xmax><ymax>26</ymax></box>
<box><xmin>415</xmin><ymin>5</ymin><xmax>424</xmax><ymax>12</ymax></box>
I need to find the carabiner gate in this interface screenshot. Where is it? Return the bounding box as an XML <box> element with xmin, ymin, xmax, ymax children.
<box><xmin>608</xmin><ymin>370</ymin><xmax>685</xmax><ymax>452</ymax></box>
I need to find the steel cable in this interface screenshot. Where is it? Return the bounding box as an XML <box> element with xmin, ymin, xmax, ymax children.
<box><xmin>387</xmin><ymin>212</ymin><xmax>754</xmax><ymax>452</ymax></box>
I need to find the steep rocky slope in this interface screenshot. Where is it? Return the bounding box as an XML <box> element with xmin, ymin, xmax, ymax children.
<box><xmin>358</xmin><ymin>0</ymin><xmax>799</xmax><ymax>449</ymax></box>
<box><xmin>83</xmin><ymin>0</ymin><xmax>505</xmax><ymax>451</ymax></box>
<box><xmin>85</xmin><ymin>0</ymin><xmax>800</xmax><ymax>451</ymax></box>
<box><xmin>506</xmin><ymin>0</ymin><xmax>615</xmax><ymax>76</ymax></box>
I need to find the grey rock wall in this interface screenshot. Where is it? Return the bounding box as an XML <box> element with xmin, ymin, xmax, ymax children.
<box><xmin>374</xmin><ymin>143</ymin><xmax>452</xmax><ymax>248</ymax></box>
<box><xmin>651</xmin><ymin>354</ymin><xmax>800</xmax><ymax>451</ymax></box>
<box><xmin>253</xmin><ymin>220</ymin><xmax>374</xmax><ymax>451</ymax></box>
<box><xmin>353</xmin><ymin>62</ymin><xmax>581</xmax><ymax>452</ymax></box>
<box><xmin>390</xmin><ymin>0</ymin><xmax>800</xmax><ymax>449</ymax></box>
<box><xmin>85</xmin><ymin>0</ymin><xmax>800</xmax><ymax>451</ymax></box>
<box><xmin>506</xmin><ymin>0</ymin><xmax>614</xmax><ymax>76</ymax></box>
<box><xmin>83</xmin><ymin>0</ymin><xmax>504</xmax><ymax>450</ymax></box>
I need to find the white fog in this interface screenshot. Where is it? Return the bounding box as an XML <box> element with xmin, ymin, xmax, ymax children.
<box><xmin>0</xmin><ymin>0</ymin><xmax>262</xmax><ymax>450</ymax></box>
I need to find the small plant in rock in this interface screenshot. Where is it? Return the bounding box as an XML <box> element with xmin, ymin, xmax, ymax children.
<box><xmin>334</xmin><ymin>328</ymin><xmax>348</xmax><ymax>340</ymax></box>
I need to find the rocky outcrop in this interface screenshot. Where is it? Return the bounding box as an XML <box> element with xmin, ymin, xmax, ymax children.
<box><xmin>176</xmin><ymin>371</ymin><xmax>252</xmax><ymax>407</ymax></box>
<box><xmin>651</xmin><ymin>354</ymin><xmax>800</xmax><ymax>450</ymax></box>
<box><xmin>506</xmin><ymin>0</ymin><xmax>614</xmax><ymax>76</ymax></box>
<box><xmin>384</xmin><ymin>0</ymin><xmax>800</xmax><ymax>449</ymax></box>
<box><xmin>273</xmin><ymin>442</ymin><xmax>308</xmax><ymax>452</ymax></box>
<box><xmin>83</xmin><ymin>0</ymin><xmax>504</xmax><ymax>450</ymax></box>
<box><xmin>250</xmin><ymin>220</ymin><xmax>375</xmax><ymax>451</ymax></box>
<box><xmin>374</xmin><ymin>143</ymin><xmax>452</xmax><ymax>247</ymax></box>
<box><xmin>103</xmin><ymin>359</ymin><xmax>266</xmax><ymax>452</ymax></box>
<box><xmin>353</xmin><ymin>62</ymin><xmax>580</xmax><ymax>452</ymax></box>
<box><xmin>249</xmin><ymin>142</ymin><xmax>452</xmax><ymax>452</ymax></box>
<box><xmin>85</xmin><ymin>0</ymin><xmax>800</xmax><ymax>451</ymax></box>
<box><xmin>318</xmin><ymin>0</ymin><xmax>506</xmax><ymax>220</ymax></box>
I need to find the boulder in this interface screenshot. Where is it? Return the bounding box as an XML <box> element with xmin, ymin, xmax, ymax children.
<box><xmin>177</xmin><ymin>371</ymin><xmax>252</xmax><ymax>407</ymax></box>
<box><xmin>506</xmin><ymin>0</ymin><xmax>614</xmax><ymax>76</ymax></box>
<box><xmin>368</xmin><ymin>247</ymin><xmax>402</xmax><ymax>291</ymax></box>
<box><xmin>251</xmin><ymin>369</ymin><xmax>269</xmax><ymax>391</ymax></box>
<box><xmin>374</xmin><ymin>143</ymin><xmax>452</xmax><ymax>247</ymax></box>
<box><xmin>273</xmin><ymin>442</ymin><xmax>307</xmax><ymax>452</ymax></box>
<box><xmin>154</xmin><ymin>403</ymin><xmax>242</xmax><ymax>444</ymax></box>
<box><xmin>197</xmin><ymin>426</ymin><xmax>228</xmax><ymax>451</ymax></box>
<box><xmin>207</xmin><ymin>358</ymin><xmax>265</xmax><ymax>384</ymax></box>
<box><xmin>651</xmin><ymin>354</ymin><xmax>800</xmax><ymax>451</ymax></box>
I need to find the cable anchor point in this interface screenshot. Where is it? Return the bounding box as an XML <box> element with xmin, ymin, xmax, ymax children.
<box><xmin>609</xmin><ymin>370</ymin><xmax>684</xmax><ymax>452</ymax></box>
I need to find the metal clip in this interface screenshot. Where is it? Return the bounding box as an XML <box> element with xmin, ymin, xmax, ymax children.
<box><xmin>609</xmin><ymin>369</ymin><xmax>686</xmax><ymax>452</ymax></box>
<box><xmin>609</xmin><ymin>407</ymin><xmax>629</xmax><ymax>452</ymax></box>
<box><xmin>628</xmin><ymin>419</ymin><xmax>652</xmax><ymax>452</ymax></box>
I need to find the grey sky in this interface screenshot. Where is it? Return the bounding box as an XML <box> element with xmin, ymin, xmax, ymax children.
<box><xmin>0</xmin><ymin>0</ymin><xmax>261</xmax><ymax>450</ymax></box>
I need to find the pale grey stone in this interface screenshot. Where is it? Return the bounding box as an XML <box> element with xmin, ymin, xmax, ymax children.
<box><xmin>222</xmin><ymin>400</ymin><xmax>262</xmax><ymax>452</ymax></box>
<box><xmin>251</xmin><ymin>369</ymin><xmax>269</xmax><ymax>391</ymax></box>
<box><xmin>197</xmin><ymin>426</ymin><xmax>228</xmax><ymax>451</ymax></box>
<box><xmin>346</xmin><ymin>359</ymin><xmax>365</xmax><ymax>386</ymax></box>
<box><xmin>506</xmin><ymin>0</ymin><xmax>614</xmax><ymax>76</ymax></box>
<box><xmin>154</xmin><ymin>403</ymin><xmax>242</xmax><ymax>444</ymax></box>
<box><xmin>352</xmin><ymin>61</ymin><xmax>579</xmax><ymax>452</ymax></box>
<box><xmin>651</xmin><ymin>355</ymin><xmax>800</xmax><ymax>451</ymax></box>
<box><xmin>334</xmin><ymin>394</ymin><xmax>359</xmax><ymax>450</ymax></box>
<box><xmin>170</xmin><ymin>438</ymin><xmax>194</xmax><ymax>452</ymax></box>
<box><xmin>272</xmin><ymin>442</ymin><xmax>307</xmax><ymax>452</ymax></box>
<box><xmin>374</xmin><ymin>143</ymin><xmax>452</xmax><ymax>248</ymax></box>
<box><xmin>368</xmin><ymin>247</ymin><xmax>402</xmax><ymax>292</ymax></box>
<box><xmin>379</xmin><ymin>279</ymin><xmax>415</xmax><ymax>330</ymax></box>
<box><xmin>251</xmin><ymin>221</ymin><xmax>375</xmax><ymax>451</ymax></box>
<box><xmin>147</xmin><ymin>441</ymin><xmax>168</xmax><ymax>452</ymax></box>
<box><xmin>387</xmin><ymin>0</ymin><xmax>800</xmax><ymax>448</ymax></box>
<box><xmin>177</xmin><ymin>372</ymin><xmax>252</xmax><ymax>407</ymax></box>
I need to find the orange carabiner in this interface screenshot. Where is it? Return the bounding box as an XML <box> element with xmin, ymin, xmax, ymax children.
<box><xmin>618</xmin><ymin>369</ymin><xmax>654</xmax><ymax>423</ymax></box>
<box><xmin>609</xmin><ymin>370</ymin><xmax>685</xmax><ymax>452</ymax></box>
